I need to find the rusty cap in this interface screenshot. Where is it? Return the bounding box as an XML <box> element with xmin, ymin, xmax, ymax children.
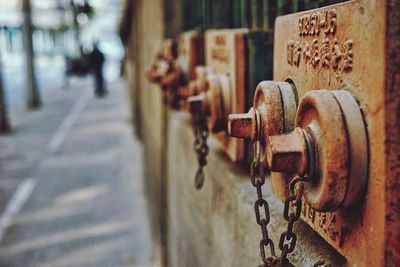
<box><xmin>227</xmin><ymin>108</ymin><xmax>257</xmax><ymax>140</ymax></box>
<box><xmin>266</xmin><ymin>127</ymin><xmax>309</xmax><ymax>175</ymax></box>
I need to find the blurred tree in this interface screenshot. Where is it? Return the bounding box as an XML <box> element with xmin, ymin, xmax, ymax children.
<box><xmin>22</xmin><ymin>0</ymin><xmax>41</xmax><ymax>109</ymax></box>
<box><xmin>70</xmin><ymin>0</ymin><xmax>94</xmax><ymax>53</ymax></box>
<box><xmin>0</xmin><ymin>49</ymin><xmax>10</xmax><ymax>133</ymax></box>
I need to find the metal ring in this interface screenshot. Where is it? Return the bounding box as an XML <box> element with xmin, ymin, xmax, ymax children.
<box><xmin>303</xmin><ymin>129</ymin><xmax>315</xmax><ymax>180</ymax></box>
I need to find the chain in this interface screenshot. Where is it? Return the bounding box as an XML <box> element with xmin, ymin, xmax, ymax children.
<box><xmin>249</xmin><ymin>109</ymin><xmax>324</xmax><ymax>266</ymax></box>
<box><xmin>250</xmin><ymin>109</ymin><xmax>277</xmax><ymax>266</ymax></box>
<box><xmin>193</xmin><ymin>113</ymin><xmax>209</xmax><ymax>189</ymax></box>
<box><xmin>251</xmin><ymin>140</ymin><xmax>277</xmax><ymax>266</ymax></box>
<box><xmin>277</xmin><ymin>176</ymin><xmax>306</xmax><ymax>267</ymax></box>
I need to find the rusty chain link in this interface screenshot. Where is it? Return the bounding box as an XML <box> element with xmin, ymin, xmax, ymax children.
<box><xmin>277</xmin><ymin>176</ymin><xmax>305</xmax><ymax>266</ymax></box>
<box><xmin>251</xmin><ymin>140</ymin><xmax>276</xmax><ymax>266</ymax></box>
<box><xmin>193</xmin><ymin>113</ymin><xmax>209</xmax><ymax>189</ymax></box>
<box><xmin>249</xmin><ymin>109</ymin><xmax>325</xmax><ymax>267</ymax></box>
<box><xmin>250</xmin><ymin>109</ymin><xmax>278</xmax><ymax>266</ymax></box>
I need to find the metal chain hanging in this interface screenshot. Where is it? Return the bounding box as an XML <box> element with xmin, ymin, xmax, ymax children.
<box><xmin>193</xmin><ymin>113</ymin><xmax>209</xmax><ymax>189</ymax></box>
<box><xmin>249</xmin><ymin>109</ymin><xmax>325</xmax><ymax>267</ymax></box>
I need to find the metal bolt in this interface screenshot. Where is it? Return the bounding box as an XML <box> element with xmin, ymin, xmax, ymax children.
<box><xmin>227</xmin><ymin>108</ymin><xmax>257</xmax><ymax>140</ymax></box>
<box><xmin>266</xmin><ymin>127</ymin><xmax>309</xmax><ymax>175</ymax></box>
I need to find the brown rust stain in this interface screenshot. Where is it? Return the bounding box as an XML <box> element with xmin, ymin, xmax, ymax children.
<box><xmin>385</xmin><ymin>0</ymin><xmax>400</xmax><ymax>265</ymax></box>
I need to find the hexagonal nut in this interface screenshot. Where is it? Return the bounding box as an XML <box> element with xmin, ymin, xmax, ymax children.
<box><xmin>266</xmin><ymin>127</ymin><xmax>308</xmax><ymax>175</ymax></box>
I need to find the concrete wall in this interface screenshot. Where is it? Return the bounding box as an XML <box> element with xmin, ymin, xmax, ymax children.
<box><xmin>165</xmin><ymin>111</ymin><xmax>344</xmax><ymax>266</ymax></box>
<box><xmin>123</xmin><ymin>0</ymin><xmax>345</xmax><ymax>265</ymax></box>
<box><xmin>124</xmin><ymin>0</ymin><xmax>167</xmax><ymax>265</ymax></box>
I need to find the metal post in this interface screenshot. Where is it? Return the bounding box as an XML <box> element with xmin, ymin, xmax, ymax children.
<box><xmin>0</xmin><ymin>49</ymin><xmax>10</xmax><ymax>133</ymax></box>
<box><xmin>22</xmin><ymin>0</ymin><xmax>41</xmax><ymax>109</ymax></box>
<box><xmin>70</xmin><ymin>0</ymin><xmax>81</xmax><ymax>52</ymax></box>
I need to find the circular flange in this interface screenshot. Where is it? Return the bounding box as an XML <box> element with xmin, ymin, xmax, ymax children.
<box><xmin>219</xmin><ymin>74</ymin><xmax>232</xmax><ymax>122</ymax></box>
<box><xmin>277</xmin><ymin>82</ymin><xmax>298</xmax><ymax>132</ymax></box>
<box><xmin>253</xmin><ymin>81</ymin><xmax>285</xmax><ymax>146</ymax></box>
<box><xmin>296</xmin><ymin>90</ymin><xmax>349</xmax><ymax>212</ymax></box>
<box><xmin>332</xmin><ymin>90</ymin><xmax>368</xmax><ymax>208</ymax></box>
<box><xmin>253</xmin><ymin>81</ymin><xmax>298</xmax><ymax>201</ymax></box>
<box><xmin>206</xmin><ymin>74</ymin><xmax>225</xmax><ymax>132</ymax></box>
<box><xmin>190</xmin><ymin>66</ymin><xmax>213</xmax><ymax>95</ymax></box>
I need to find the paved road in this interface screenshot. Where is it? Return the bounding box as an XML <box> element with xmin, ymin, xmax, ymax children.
<box><xmin>0</xmin><ymin>77</ymin><xmax>153</xmax><ymax>266</ymax></box>
<box><xmin>1</xmin><ymin>54</ymin><xmax>64</xmax><ymax>113</ymax></box>
<box><xmin>1</xmin><ymin>52</ymin><xmax>121</xmax><ymax>113</ymax></box>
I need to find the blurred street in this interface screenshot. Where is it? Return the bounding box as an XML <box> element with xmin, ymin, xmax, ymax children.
<box><xmin>0</xmin><ymin>1</ymin><xmax>155</xmax><ymax>266</ymax></box>
<box><xmin>0</xmin><ymin>77</ymin><xmax>153</xmax><ymax>266</ymax></box>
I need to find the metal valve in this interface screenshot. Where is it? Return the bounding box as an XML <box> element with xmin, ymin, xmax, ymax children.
<box><xmin>146</xmin><ymin>39</ymin><xmax>178</xmax><ymax>87</ymax></box>
<box><xmin>187</xmin><ymin>73</ymin><xmax>231</xmax><ymax>133</ymax></box>
<box><xmin>188</xmin><ymin>66</ymin><xmax>214</xmax><ymax>96</ymax></box>
<box><xmin>228</xmin><ymin>81</ymin><xmax>297</xmax><ymax>145</ymax></box>
<box><xmin>227</xmin><ymin>81</ymin><xmax>298</xmax><ymax>199</ymax></box>
<box><xmin>145</xmin><ymin>53</ymin><xmax>170</xmax><ymax>84</ymax></box>
<box><xmin>267</xmin><ymin>90</ymin><xmax>368</xmax><ymax>212</ymax></box>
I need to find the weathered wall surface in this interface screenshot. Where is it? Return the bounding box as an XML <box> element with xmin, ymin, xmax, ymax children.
<box><xmin>124</xmin><ymin>1</ymin><xmax>346</xmax><ymax>264</ymax></box>
<box><xmin>166</xmin><ymin>111</ymin><xmax>345</xmax><ymax>267</ymax></box>
<box><xmin>123</xmin><ymin>1</ymin><xmax>400</xmax><ymax>266</ymax></box>
<box><xmin>124</xmin><ymin>0</ymin><xmax>167</xmax><ymax>264</ymax></box>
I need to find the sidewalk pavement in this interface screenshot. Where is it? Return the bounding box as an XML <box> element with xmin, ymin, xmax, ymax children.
<box><xmin>0</xmin><ymin>77</ymin><xmax>153</xmax><ymax>266</ymax></box>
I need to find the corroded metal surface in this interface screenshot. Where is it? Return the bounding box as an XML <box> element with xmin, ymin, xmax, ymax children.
<box><xmin>189</xmin><ymin>29</ymin><xmax>249</xmax><ymax>162</ymax></box>
<box><xmin>274</xmin><ymin>1</ymin><xmax>388</xmax><ymax>265</ymax></box>
<box><xmin>295</xmin><ymin>90</ymin><xmax>350</xmax><ymax>212</ymax></box>
<box><xmin>266</xmin><ymin>127</ymin><xmax>308</xmax><ymax>176</ymax></box>
<box><xmin>146</xmin><ymin>32</ymin><xmax>203</xmax><ymax>108</ymax></box>
<box><xmin>227</xmin><ymin>81</ymin><xmax>298</xmax><ymax>200</ymax></box>
<box><xmin>227</xmin><ymin>81</ymin><xmax>297</xmax><ymax>147</ymax></box>
<box><xmin>268</xmin><ymin>89</ymin><xmax>368</xmax><ymax>213</ymax></box>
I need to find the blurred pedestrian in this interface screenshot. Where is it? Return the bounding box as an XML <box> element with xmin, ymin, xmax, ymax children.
<box><xmin>89</xmin><ymin>42</ymin><xmax>106</xmax><ymax>97</ymax></box>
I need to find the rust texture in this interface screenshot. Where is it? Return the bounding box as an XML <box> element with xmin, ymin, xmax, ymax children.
<box><xmin>146</xmin><ymin>32</ymin><xmax>203</xmax><ymax>109</ymax></box>
<box><xmin>227</xmin><ymin>108</ymin><xmax>256</xmax><ymax>140</ymax></box>
<box><xmin>200</xmin><ymin>29</ymin><xmax>248</xmax><ymax>162</ymax></box>
<box><xmin>385</xmin><ymin>0</ymin><xmax>400</xmax><ymax>265</ymax></box>
<box><xmin>227</xmin><ymin>81</ymin><xmax>296</xmax><ymax>146</ymax></box>
<box><xmin>274</xmin><ymin>1</ymin><xmax>391</xmax><ymax>265</ymax></box>
<box><xmin>266</xmin><ymin>89</ymin><xmax>369</xmax><ymax>212</ymax></box>
<box><xmin>266</xmin><ymin>127</ymin><xmax>308</xmax><ymax>175</ymax></box>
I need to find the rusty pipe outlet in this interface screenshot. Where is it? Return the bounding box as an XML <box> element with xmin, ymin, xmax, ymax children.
<box><xmin>267</xmin><ymin>89</ymin><xmax>368</xmax><ymax>212</ymax></box>
<box><xmin>188</xmin><ymin>66</ymin><xmax>214</xmax><ymax>96</ymax></box>
<box><xmin>266</xmin><ymin>127</ymin><xmax>310</xmax><ymax>176</ymax></box>
<box><xmin>188</xmin><ymin>73</ymin><xmax>231</xmax><ymax>133</ymax></box>
<box><xmin>227</xmin><ymin>108</ymin><xmax>257</xmax><ymax>140</ymax></box>
<box><xmin>227</xmin><ymin>81</ymin><xmax>297</xmax><ymax>145</ymax></box>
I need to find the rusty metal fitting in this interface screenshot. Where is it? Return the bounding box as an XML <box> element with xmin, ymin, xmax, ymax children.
<box><xmin>187</xmin><ymin>93</ymin><xmax>210</xmax><ymax>115</ymax></box>
<box><xmin>269</xmin><ymin>89</ymin><xmax>368</xmax><ymax>212</ymax></box>
<box><xmin>227</xmin><ymin>81</ymin><xmax>297</xmax><ymax>146</ymax></box>
<box><xmin>195</xmin><ymin>66</ymin><xmax>213</xmax><ymax>83</ymax></box>
<box><xmin>207</xmin><ymin>74</ymin><xmax>231</xmax><ymax>132</ymax></box>
<box><xmin>188</xmin><ymin>66</ymin><xmax>214</xmax><ymax>96</ymax></box>
<box><xmin>177</xmin><ymin>85</ymin><xmax>190</xmax><ymax>98</ymax></box>
<box><xmin>146</xmin><ymin>55</ymin><xmax>170</xmax><ymax>83</ymax></box>
<box><xmin>227</xmin><ymin>108</ymin><xmax>257</xmax><ymax>140</ymax></box>
<box><xmin>162</xmin><ymin>39</ymin><xmax>178</xmax><ymax>61</ymax></box>
<box><xmin>160</xmin><ymin>62</ymin><xmax>182</xmax><ymax>88</ymax></box>
<box><xmin>266</xmin><ymin>127</ymin><xmax>309</xmax><ymax>176</ymax></box>
<box><xmin>188</xmin><ymin>73</ymin><xmax>231</xmax><ymax>133</ymax></box>
<box><xmin>146</xmin><ymin>39</ymin><xmax>178</xmax><ymax>86</ymax></box>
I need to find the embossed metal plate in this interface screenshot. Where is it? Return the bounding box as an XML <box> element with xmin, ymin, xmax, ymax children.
<box><xmin>274</xmin><ymin>1</ymin><xmax>386</xmax><ymax>265</ymax></box>
<box><xmin>204</xmin><ymin>29</ymin><xmax>272</xmax><ymax>162</ymax></box>
<box><xmin>204</xmin><ymin>29</ymin><xmax>248</xmax><ymax>162</ymax></box>
<box><xmin>178</xmin><ymin>31</ymin><xmax>203</xmax><ymax>83</ymax></box>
